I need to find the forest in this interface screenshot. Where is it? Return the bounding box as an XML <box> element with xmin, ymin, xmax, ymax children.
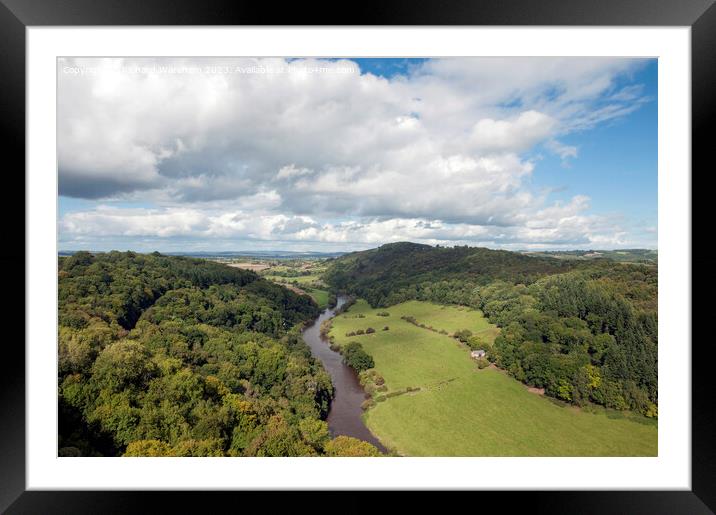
<box><xmin>324</xmin><ymin>242</ymin><xmax>658</xmax><ymax>417</ymax></box>
<box><xmin>58</xmin><ymin>251</ymin><xmax>380</xmax><ymax>457</ymax></box>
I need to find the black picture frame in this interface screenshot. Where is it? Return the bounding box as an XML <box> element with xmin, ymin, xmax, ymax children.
<box><xmin>1</xmin><ymin>0</ymin><xmax>713</xmax><ymax>512</ymax></box>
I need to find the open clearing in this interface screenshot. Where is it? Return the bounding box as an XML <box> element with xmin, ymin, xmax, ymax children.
<box><xmin>264</xmin><ymin>273</ymin><xmax>324</xmax><ymax>285</ymax></box>
<box><xmin>329</xmin><ymin>300</ymin><xmax>657</xmax><ymax>457</ymax></box>
<box><xmin>266</xmin><ymin>281</ymin><xmax>329</xmax><ymax>310</ymax></box>
<box><xmin>306</xmin><ymin>288</ymin><xmax>329</xmax><ymax>309</ymax></box>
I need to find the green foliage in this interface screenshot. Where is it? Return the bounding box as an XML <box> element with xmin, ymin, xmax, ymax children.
<box><xmin>57</xmin><ymin>252</ymin><xmax>338</xmax><ymax>457</ymax></box>
<box><xmin>123</xmin><ymin>438</ymin><xmax>226</xmax><ymax>457</ymax></box>
<box><xmin>342</xmin><ymin>342</ymin><xmax>375</xmax><ymax>372</ymax></box>
<box><xmin>324</xmin><ymin>242</ymin><xmax>576</xmax><ymax>307</ymax></box>
<box><xmin>325</xmin><ymin>243</ymin><xmax>658</xmax><ymax>417</ymax></box>
<box><xmin>123</xmin><ymin>439</ymin><xmax>173</xmax><ymax>457</ymax></box>
<box><xmin>331</xmin><ymin>299</ymin><xmax>656</xmax><ymax>457</ymax></box>
<box><xmin>244</xmin><ymin>414</ymin><xmax>315</xmax><ymax>457</ymax></box>
<box><xmin>59</xmin><ymin>251</ymin><xmax>318</xmax><ymax>331</ymax></box>
<box><xmin>324</xmin><ymin>435</ymin><xmax>381</xmax><ymax>457</ymax></box>
<box><xmin>298</xmin><ymin>418</ymin><xmax>330</xmax><ymax>451</ymax></box>
<box><xmin>454</xmin><ymin>329</ymin><xmax>473</xmax><ymax>343</ymax></box>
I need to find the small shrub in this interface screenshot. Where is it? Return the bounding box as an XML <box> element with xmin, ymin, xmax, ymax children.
<box><xmin>454</xmin><ymin>329</ymin><xmax>473</xmax><ymax>343</ymax></box>
<box><xmin>361</xmin><ymin>399</ymin><xmax>375</xmax><ymax>410</ymax></box>
<box><xmin>377</xmin><ymin>312</ymin><xmax>390</xmax><ymax>317</ymax></box>
<box><xmin>346</xmin><ymin>331</ymin><xmax>356</xmax><ymax>337</ymax></box>
<box><xmin>319</xmin><ymin>319</ymin><xmax>333</xmax><ymax>337</ymax></box>
<box><xmin>365</xmin><ymin>327</ymin><xmax>375</xmax><ymax>334</ymax></box>
<box><xmin>358</xmin><ymin>370</ymin><xmax>373</xmax><ymax>385</ymax></box>
<box><xmin>383</xmin><ymin>326</ymin><xmax>389</xmax><ymax>331</ymax></box>
<box><xmin>342</xmin><ymin>341</ymin><xmax>375</xmax><ymax>372</ymax></box>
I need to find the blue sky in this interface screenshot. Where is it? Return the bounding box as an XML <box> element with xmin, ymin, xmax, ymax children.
<box><xmin>528</xmin><ymin>60</ymin><xmax>657</xmax><ymax>225</ymax></box>
<box><xmin>58</xmin><ymin>57</ymin><xmax>657</xmax><ymax>252</ymax></box>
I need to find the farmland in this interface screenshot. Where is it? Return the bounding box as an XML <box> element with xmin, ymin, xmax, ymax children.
<box><xmin>329</xmin><ymin>300</ymin><xmax>658</xmax><ymax>457</ymax></box>
<box><xmin>217</xmin><ymin>258</ymin><xmax>332</xmax><ymax>309</ymax></box>
<box><xmin>260</xmin><ymin>262</ymin><xmax>331</xmax><ymax>309</ymax></box>
<box><xmin>304</xmin><ymin>287</ymin><xmax>330</xmax><ymax>310</ymax></box>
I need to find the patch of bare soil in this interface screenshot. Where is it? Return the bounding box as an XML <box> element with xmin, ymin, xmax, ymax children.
<box><xmin>527</xmin><ymin>386</ymin><xmax>545</xmax><ymax>395</ymax></box>
<box><xmin>283</xmin><ymin>283</ymin><xmax>308</xmax><ymax>296</ymax></box>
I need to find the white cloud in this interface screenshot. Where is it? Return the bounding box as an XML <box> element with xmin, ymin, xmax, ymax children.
<box><xmin>57</xmin><ymin>57</ymin><xmax>654</xmax><ymax>250</ymax></box>
<box><xmin>471</xmin><ymin>111</ymin><xmax>556</xmax><ymax>153</ymax></box>
<box><xmin>275</xmin><ymin>165</ymin><xmax>314</xmax><ymax>180</ymax></box>
<box><xmin>59</xmin><ymin>195</ymin><xmax>636</xmax><ymax>251</ymax></box>
<box><xmin>544</xmin><ymin>139</ymin><xmax>578</xmax><ymax>163</ymax></box>
<box><xmin>60</xmin><ymin>206</ymin><xmax>208</xmax><ymax>237</ymax></box>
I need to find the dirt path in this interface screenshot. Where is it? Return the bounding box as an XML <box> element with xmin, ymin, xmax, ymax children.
<box><xmin>283</xmin><ymin>283</ymin><xmax>309</xmax><ymax>296</ymax></box>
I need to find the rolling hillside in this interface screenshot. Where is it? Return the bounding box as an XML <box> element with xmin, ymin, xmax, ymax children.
<box><xmin>323</xmin><ymin>243</ymin><xmax>658</xmax><ymax>418</ymax></box>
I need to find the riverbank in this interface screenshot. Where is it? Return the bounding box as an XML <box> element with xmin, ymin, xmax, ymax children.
<box><xmin>330</xmin><ymin>299</ymin><xmax>657</xmax><ymax>457</ymax></box>
<box><xmin>301</xmin><ymin>296</ymin><xmax>387</xmax><ymax>453</ymax></box>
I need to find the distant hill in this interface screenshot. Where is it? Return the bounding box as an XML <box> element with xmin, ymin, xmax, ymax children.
<box><xmin>521</xmin><ymin>249</ymin><xmax>657</xmax><ymax>264</ymax></box>
<box><xmin>322</xmin><ymin>242</ymin><xmax>658</xmax><ymax>417</ymax></box>
<box><xmin>324</xmin><ymin>242</ymin><xmax>579</xmax><ymax>306</ymax></box>
<box><xmin>59</xmin><ymin>250</ymin><xmax>346</xmax><ymax>260</ymax></box>
<box><xmin>56</xmin><ymin>251</ymin><xmax>354</xmax><ymax>457</ymax></box>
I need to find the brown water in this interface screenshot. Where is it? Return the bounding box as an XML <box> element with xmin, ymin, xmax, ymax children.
<box><xmin>302</xmin><ymin>296</ymin><xmax>388</xmax><ymax>453</ymax></box>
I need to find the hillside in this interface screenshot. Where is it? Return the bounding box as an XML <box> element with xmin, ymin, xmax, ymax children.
<box><xmin>57</xmin><ymin>251</ymin><xmax>378</xmax><ymax>457</ymax></box>
<box><xmin>323</xmin><ymin>243</ymin><xmax>658</xmax><ymax>418</ymax></box>
<box><xmin>522</xmin><ymin>248</ymin><xmax>658</xmax><ymax>264</ymax></box>
<box><xmin>324</xmin><ymin>242</ymin><xmax>580</xmax><ymax>306</ymax></box>
<box><xmin>329</xmin><ymin>300</ymin><xmax>656</xmax><ymax>456</ymax></box>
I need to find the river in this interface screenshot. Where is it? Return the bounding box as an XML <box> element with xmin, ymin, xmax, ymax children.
<box><xmin>301</xmin><ymin>295</ymin><xmax>387</xmax><ymax>453</ymax></box>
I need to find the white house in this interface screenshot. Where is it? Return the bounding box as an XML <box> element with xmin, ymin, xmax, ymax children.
<box><xmin>470</xmin><ymin>349</ymin><xmax>486</xmax><ymax>359</ymax></box>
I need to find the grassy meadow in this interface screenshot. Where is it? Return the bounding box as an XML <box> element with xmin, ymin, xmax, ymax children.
<box><xmin>252</xmin><ymin>260</ymin><xmax>330</xmax><ymax>308</ymax></box>
<box><xmin>329</xmin><ymin>300</ymin><xmax>658</xmax><ymax>457</ymax></box>
<box><xmin>264</xmin><ymin>273</ymin><xmax>324</xmax><ymax>285</ymax></box>
<box><xmin>305</xmin><ymin>287</ymin><xmax>329</xmax><ymax>309</ymax></box>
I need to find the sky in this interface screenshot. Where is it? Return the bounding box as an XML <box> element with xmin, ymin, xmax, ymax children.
<box><xmin>57</xmin><ymin>57</ymin><xmax>657</xmax><ymax>253</ymax></box>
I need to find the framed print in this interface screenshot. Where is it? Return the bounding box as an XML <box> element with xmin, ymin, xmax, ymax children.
<box><xmin>2</xmin><ymin>0</ymin><xmax>714</xmax><ymax>512</ymax></box>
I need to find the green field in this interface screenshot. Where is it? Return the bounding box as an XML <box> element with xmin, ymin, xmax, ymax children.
<box><xmin>265</xmin><ymin>273</ymin><xmax>324</xmax><ymax>285</ymax></box>
<box><xmin>264</xmin><ymin>276</ymin><xmax>329</xmax><ymax>309</ymax></box>
<box><xmin>305</xmin><ymin>287</ymin><xmax>329</xmax><ymax>309</ymax></box>
<box><xmin>260</xmin><ymin>261</ymin><xmax>329</xmax><ymax>309</ymax></box>
<box><xmin>330</xmin><ymin>300</ymin><xmax>657</xmax><ymax>457</ymax></box>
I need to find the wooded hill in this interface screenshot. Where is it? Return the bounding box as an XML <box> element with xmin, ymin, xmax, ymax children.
<box><xmin>58</xmin><ymin>251</ymin><xmax>380</xmax><ymax>457</ymax></box>
<box><xmin>324</xmin><ymin>243</ymin><xmax>658</xmax><ymax>417</ymax></box>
